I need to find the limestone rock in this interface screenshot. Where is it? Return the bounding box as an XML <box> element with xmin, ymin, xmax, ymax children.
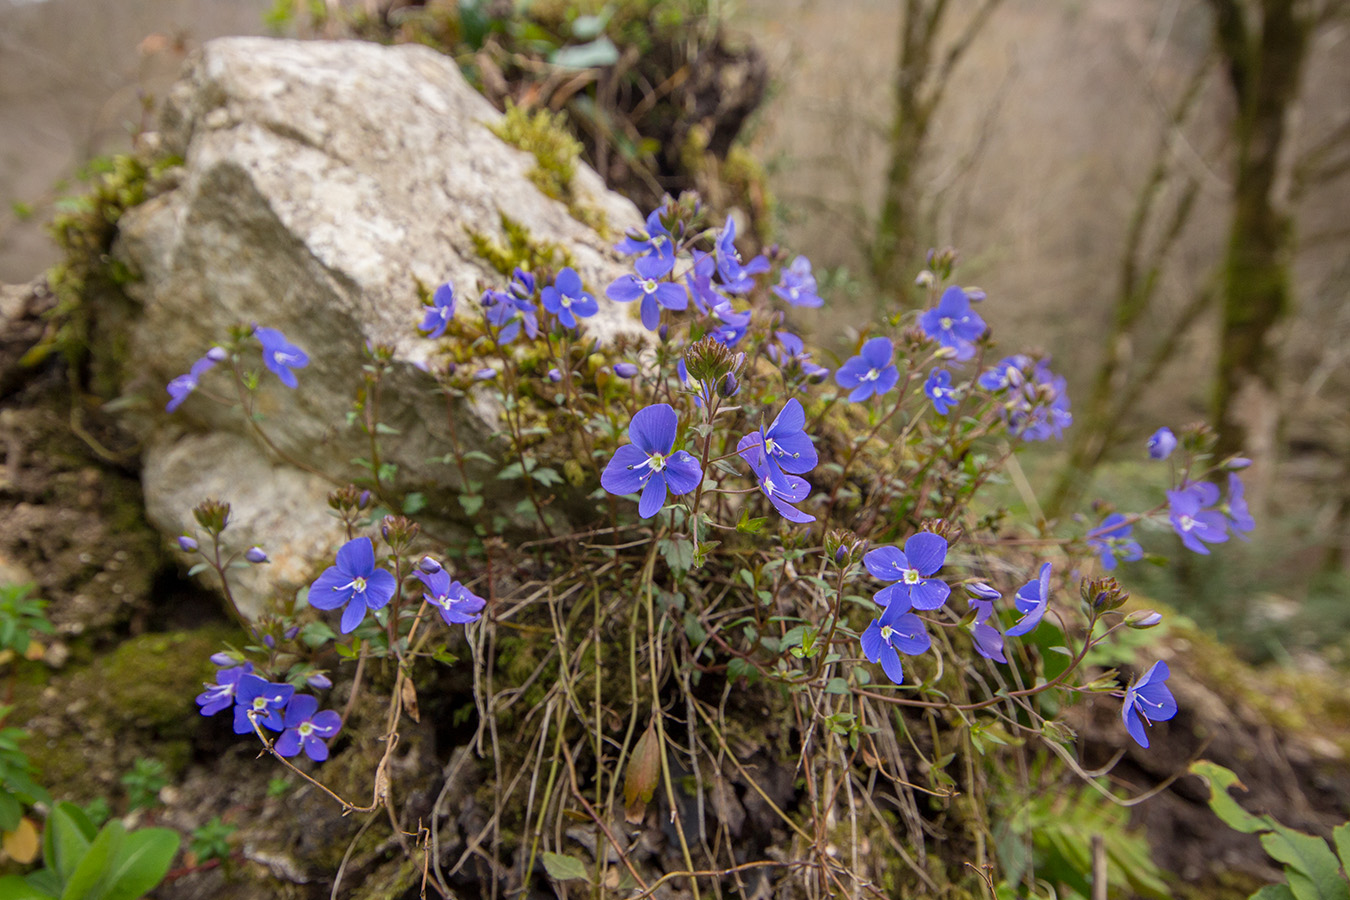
<box><xmin>110</xmin><ymin>37</ymin><xmax>644</xmax><ymax>617</ymax></box>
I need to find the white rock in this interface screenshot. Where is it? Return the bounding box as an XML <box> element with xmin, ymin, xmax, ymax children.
<box><xmin>111</xmin><ymin>37</ymin><xmax>645</xmax><ymax>618</ymax></box>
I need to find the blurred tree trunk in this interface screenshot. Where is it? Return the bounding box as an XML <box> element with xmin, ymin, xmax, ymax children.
<box><xmin>870</xmin><ymin>0</ymin><xmax>1000</xmax><ymax>293</ymax></box>
<box><xmin>1208</xmin><ymin>0</ymin><xmax>1314</xmax><ymax>510</ymax></box>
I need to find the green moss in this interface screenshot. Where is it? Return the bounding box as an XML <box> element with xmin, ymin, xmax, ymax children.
<box><xmin>488</xmin><ymin>102</ymin><xmax>608</xmax><ymax>233</ymax></box>
<box><xmin>15</xmin><ymin>625</ymin><xmax>242</xmax><ymax>801</ymax></box>
<box><xmin>466</xmin><ymin>210</ymin><xmax>574</xmax><ymax>278</ymax></box>
<box><xmin>28</xmin><ymin>153</ymin><xmax>179</xmax><ymax>374</ymax></box>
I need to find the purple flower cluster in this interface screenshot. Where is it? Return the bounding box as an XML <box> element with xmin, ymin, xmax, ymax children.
<box><xmin>1167</xmin><ymin>474</ymin><xmax>1253</xmax><ymax>554</ymax></box>
<box><xmin>978</xmin><ymin>355</ymin><xmax>1072</xmax><ymax>441</ymax></box>
<box><xmin>196</xmin><ymin>665</ymin><xmax>340</xmax><ymax>762</ymax></box>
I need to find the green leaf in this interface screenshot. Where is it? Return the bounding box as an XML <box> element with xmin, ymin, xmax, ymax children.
<box><xmin>101</xmin><ymin>828</ymin><xmax>180</xmax><ymax>900</ymax></box>
<box><xmin>401</xmin><ymin>492</ymin><xmax>427</xmax><ymax>515</ymax></box>
<box><xmin>530</xmin><ymin>467</ymin><xmax>562</xmax><ymax>488</ymax></box>
<box><xmin>541</xmin><ymin>852</ymin><xmax>590</xmax><ymax>882</ymax></box>
<box><xmin>0</xmin><ymin>874</ymin><xmax>55</xmax><ymax>899</ymax></box>
<box><xmin>1251</xmin><ymin>886</ymin><xmax>1298</xmax><ymax>900</ymax></box>
<box><xmin>1333</xmin><ymin>823</ymin><xmax>1350</xmax><ymax>872</ymax></box>
<box><xmin>43</xmin><ymin>802</ymin><xmax>96</xmax><ymax>883</ymax></box>
<box><xmin>497</xmin><ymin>462</ymin><xmax>526</xmax><ymax>480</ymax></box>
<box><xmin>1258</xmin><ymin>824</ymin><xmax>1349</xmax><ymax>900</ymax></box>
<box><xmin>61</xmin><ymin>819</ymin><xmax>124</xmax><ymax>900</ymax></box>
<box><xmin>824</xmin><ymin>678</ymin><xmax>850</xmax><ymax>695</ymax></box>
<box><xmin>1189</xmin><ymin>761</ymin><xmax>1274</xmax><ymax>834</ymax></box>
<box><xmin>458</xmin><ymin>494</ymin><xmax>484</xmax><ymax>516</ymax></box>
<box><xmin>0</xmin><ymin>789</ymin><xmax>20</xmax><ymax>831</ymax></box>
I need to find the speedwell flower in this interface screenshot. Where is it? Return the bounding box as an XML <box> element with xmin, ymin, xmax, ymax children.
<box><xmin>541</xmin><ymin>267</ymin><xmax>598</xmax><ymax>329</ymax></box>
<box><xmin>860</xmin><ymin>604</ymin><xmax>931</xmax><ymax>685</ymax></box>
<box><xmin>736</xmin><ymin>398</ymin><xmax>818</xmax><ymax>475</ymax></box>
<box><xmin>836</xmin><ymin>337</ymin><xmax>899</xmax><ymax>403</ymax></box>
<box><xmin>196</xmin><ymin>663</ymin><xmax>253</xmax><ymax>716</ymax></box>
<box><xmin>275</xmin><ymin>694</ymin><xmax>341</xmax><ymax>762</ymax></box>
<box><xmin>254</xmin><ymin>326</ymin><xmax>309</xmax><ymax>389</ymax></box>
<box><xmin>1146</xmin><ymin>426</ymin><xmax>1177</xmax><ymax>460</ymax></box>
<box><xmin>166</xmin><ymin>353</ymin><xmax>222</xmax><ymax>412</ymax></box>
<box><xmin>606</xmin><ymin>274</ymin><xmax>688</xmax><ymax>331</ymax></box>
<box><xmin>743</xmin><ymin>452</ymin><xmax>814</xmax><ymax>524</ymax></box>
<box><xmin>965</xmin><ymin>582</ymin><xmax>1006</xmax><ymax>663</ymax></box>
<box><xmin>863</xmin><ymin>532</ymin><xmax>950</xmax><ymax>611</ymax></box>
<box><xmin>919</xmin><ymin>286</ymin><xmax>986</xmax><ymax>360</ymax></box>
<box><xmin>600</xmin><ymin>404</ymin><xmax>703</xmax><ymax>518</ymax></box>
<box><xmin>416</xmin><ymin>569</ymin><xmax>487</xmax><ymax>625</ymax></box>
<box><xmin>232</xmin><ymin>674</ymin><xmax>294</xmax><ymax>735</ymax></box>
<box><xmin>1167</xmin><ymin>481</ymin><xmax>1229</xmax><ymax>555</ymax></box>
<box><xmin>771</xmin><ymin>256</ymin><xmax>823</xmax><ymax>308</ymax></box>
<box><xmin>924</xmin><ymin>369</ymin><xmax>958</xmax><ymax>415</ymax></box>
<box><xmin>1005</xmin><ymin>562</ymin><xmax>1052</xmax><ymax>637</ymax></box>
<box><xmin>307</xmin><ymin>537</ymin><xmax>398</xmax><ymax>633</ymax></box>
<box><xmin>615</xmin><ymin>207</ymin><xmax>677</xmax><ymax>279</ymax></box>
<box><xmin>420</xmin><ymin>281</ymin><xmax>456</xmax><ymax>338</ymax></box>
<box><xmin>1121</xmin><ymin>660</ymin><xmax>1177</xmax><ymax>748</ymax></box>
<box><xmin>1086</xmin><ymin>514</ymin><xmax>1144</xmax><ymax>571</ymax></box>
<box><xmin>1224</xmin><ymin>473</ymin><xmax>1255</xmax><ymax>536</ymax></box>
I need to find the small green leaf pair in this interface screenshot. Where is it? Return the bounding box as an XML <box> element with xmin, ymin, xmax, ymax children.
<box><xmin>0</xmin><ymin>801</ymin><xmax>179</xmax><ymax>900</ymax></box>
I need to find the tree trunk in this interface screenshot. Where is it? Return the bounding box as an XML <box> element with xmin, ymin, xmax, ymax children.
<box><xmin>1209</xmin><ymin>0</ymin><xmax>1312</xmax><ymax>512</ymax></box>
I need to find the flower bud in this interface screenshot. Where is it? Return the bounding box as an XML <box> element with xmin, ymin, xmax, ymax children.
<box><xmin>381</xmin><ymin>515</ymin><xmax>420</xmax><ymax>552</ymax></box>
<box><xmin>419</xmin><ymin>556</ymin><xmax>442</xmax><ymax>574</ymax></box>
<box><xmin>967</xmin><ymin>582</ymin><xmax>1001</xmax><ymax>601</ymax></box>
<box><xmin>547</xmin><ymin>368</ymin><xmax>562</xmax><ymax>383</ymax></box>
<box><xmin>245</xmin><ymin>546</ymin><xmax>269</xmax><ymax>564</ymax></box>
<box><xmin>1127</xmin><ymin>610</ymin><xmax>1164</xmax><ymax>629</ymax></box>
<box><xmin>1081</xmin><ymin>576</ymin><xmax>1128</xmax><ymax>612</ymax></box>
<box><xmin>1146</xmin><ymin>427</ymin><xmax>1177</xmax><ymax>460</ymax></box>
<box><xmin>474</xmin><ymin>367</ymin><xmax>496</xmax><ymax>381</ymax></box>
<box><xmin>206</xmin><ymin>346</ymin><xmax>228</xmax><ymax>363</ymax></box>
<box><xmin>914</xmin><ymin>270</ymin><xmax>936</xmax><ymax>289</ymax></box>
<box><xmin>1225</xmin><ymin>456</ymin><xmax>1252</xmax><ymax>470</ymax></box>
<box><xmin>192</xmin><ymin>499</ymin><xmax>232</xmax><ymax>536</ymax></box>
<box><xmin>920</xmin><ymin>518</ymin><xmax>961</xmax><ymax>545</ymax></box>
<box><xmin>284</xmin><ymin>625</ymin><xmax>300</xmax><ymax>640</ymax></box>
<box><xmin>614</xmin><ymin>362</ymin><xmax>639</xmax><ymax>379</ymax></box>
<box><xmin>209</xmin><ymin>651</ymin><xmax>236</xmax><ymax>667</ymax></box>
<box><xmin>718</xmin><ymin>371</ymin><xmax>739</xmax><ymax>398</ymax></box>
<box><xmin>262</xmin><ymin>634</ymin><xmax>276</xmax><ymax>649</ymax></box>
<box><xmin>824</xmin><ymin>530</ymin><xmax>864</xmax><ymax>568</ymax></box>
<box><xmin>177</xmin><ymin>535</ymin><xmax>199</xmax><ymax>553</ymax></box>
<box><xmin>307</xmin><ymin>672</ymin><xmax>333</xmax><ymax>690</ymax></box>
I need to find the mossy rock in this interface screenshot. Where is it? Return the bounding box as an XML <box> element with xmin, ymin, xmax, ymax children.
<box><xmin>15</xmin><ymin>625</ymin><xmax>242</xmax><ymax>802</ymax></box>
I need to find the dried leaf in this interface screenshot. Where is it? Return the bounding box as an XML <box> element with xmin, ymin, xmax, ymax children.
<box><xmin>400</xmin><ymin>678</ymin><xmax>420</xmax><ymax>723</ymax></box>
<box><xmin>3</xmin><ymin>816</ymin><xmax>40</xmax><ymax>864</ymax></box>
<box><xmin>623</xmin><ymin>719</ymin><xmax>663</xmax><ymax>824</ymax></box>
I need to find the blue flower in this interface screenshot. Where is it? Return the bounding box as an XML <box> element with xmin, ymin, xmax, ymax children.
<box><xmin>274</xmin><ymin>694</ymin><xmax>341</xmax><ymax>761</ymax></box>
<box><xmin>541</xmin><ymin>267</ymin><xmax>598</xmax><ymax>329</ymax></box>
<box><xmin>919</xmin><ymin>287</ymin><xmax>986</xmax><ymax>359</ymax></box>
<box><xmin>416</xmin><ymin>569</ymin><xmax>487</xmax><ymax>625</ymax></box>
<box><xmin>166</xmin><ymin>353</ymin><xmax>222</xmax><ymax>412</ymax></box>
<box><xmin>742</xmin><ymin>451</ymin><xmax>814</xmax><ymax>523</ymax></box>
<box><xmin>863</xmin><ymin>533</ymin><xmax>950</xmax><ymax>611</ymax></box>
<box><xmin>713</xmin><ymin>215</ymin><xmax>769</xmax><ymax>293</ymax></box>
<box><xmin>1121</xmin><ymin>660</ymin><xmax>1177</xmax><ymax>748</ymax></box>
<box><xmin>860</xmin><ymin>604</ymin><xmax>931</xmax><ymax>685</ymax></box>
<box><xmin>420</xmin><ymin>281</ymin><xmax>456</xmax><ymax>338</ymax></box>
<box><xmin>615</xmin><ymin>208</ymin><xmax>676</xmax><ymax>279</ymax></box>
<box><xmin>685</xmin><ymin>251</ymin><xmax>731</xmax><ymax>315</ymax></box>
<box><xmin>771</xmin><ymin>256</ymin><xmax>823</xmax><ymax>308</ymax></box>
<box><xmin>1147</xmin><ymin>427</ymin><xmax>1177</xmax><ymax>460</ymax></box>
<box><xmin>736</xmin><ymin>398</ymin><xmax>818</xmax><ymax>475</ymax></box>
<box><xmin>254</xmin><ymin>327</ymin><xmax>309</xmax><ymax>389</ymax></box>
<box><xmin>1224</xmin><ymin>473</ymin><xmax>1255</xmax><ymax>536</ymax></box>
<box><xmin>232</xmin><ymin>673</ymin><xmax>295</xmax><ymax>734</ymax></box>
<box><xmin>307</xmin><ymin>537</ymin><xmax>399</xmax><ymax>633</ymax></box>
<box><xmin>196</xmin><ymin>662</ymin><xmax>253</xmax><ymax>717</ymax></box>
<box><xmin>1005</xmin><ymin>562</ymin><xmax>1051</xmax><ymax>637</ymax></box>
<box><xmin>605</xmin><ymin>274</ymin><xmax>688</xmax><ymax>331</ymax></box>
<box><xmin>482</xmin><ymin>284</ymin><xmax>539</xmax><ymax>345</ymax></box>
<box><xmin>835</xmin><ymin>337</ymin><xmax>899</xmax><ymax>402</ymax></box>
<box><xmin>600</xmin><ymin>404</ymin><xmax>703</xmax><ymax>518</ymax></box>
<box><xmin>924</xmin><ymin>369</ymin><xmax>958</xmax><ymax>415</ymax></box>
<box><xmin>965</xmin><ymin>583</ymin><xmax>1006</xmax><ymax>663</ymax></box>
<box><xmin>1087</xmin><ymin>514</ymin><xmax>1144</xmax><ymax>570</ymax></box>
<box><xmin>766</xmin><ymin>331</ymin><xmax>830</xmax><ymax>383</ymax></box>
<box><xmin>1167</xmin><ymin>481</ymin><xmax>1229</xmax><ymax>555</ymax></box>
<box><xmin>978</xmin><ymin>355</ymin><xmax>1031</xmax><ymax>391</ymax></box>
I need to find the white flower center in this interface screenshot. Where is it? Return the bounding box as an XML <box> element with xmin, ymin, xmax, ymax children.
<box><xmin>940</xmin><ymin>316</ymin><xmax>954</xmax><ymax>331</ymax></box>
<box><xmin>902</xmin><ymin>568</ymin><xmax>921</xmax><ymax>585</ymax></box>
<box><xmin>861</xmin><ymin>368</ymin><xmax>879</xmax><ymax>382</ymax></box>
